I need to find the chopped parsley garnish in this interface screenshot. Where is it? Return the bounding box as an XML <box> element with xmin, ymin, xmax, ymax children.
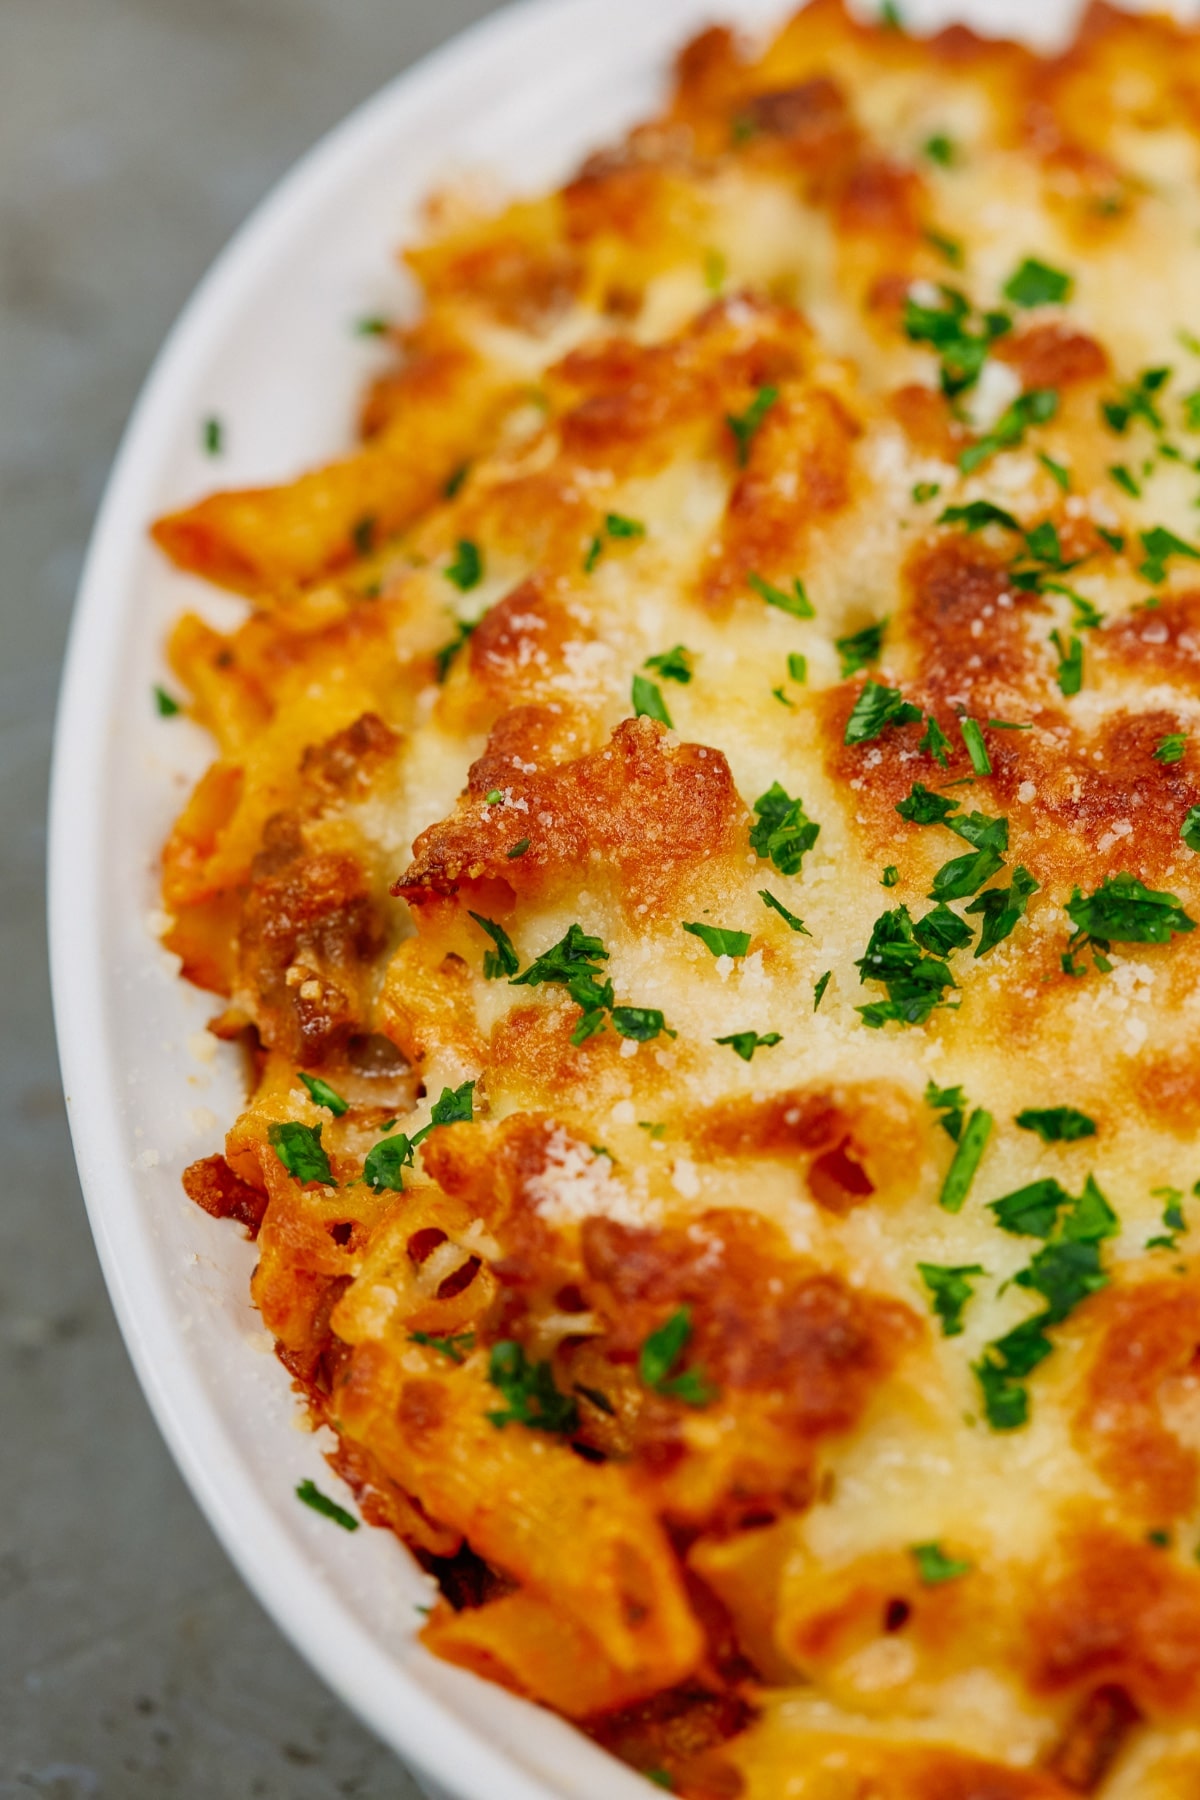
<box><xmin>269</xmin><ymin>1121</ymin><xmax>335</xmax><ymax>1187</ymax></box>
<box><xmin>749</xmin><ymin>783</ymin><xmax>821</xmax><ymax>875</ymax></box>
<box><xmin>469</xmin><ymin>911</ymin><xmax>520</xmax><ymax>979</ymax></box>
<box><xmin>511</xmin><ymin>924</ymin><xmax>670</xmax><ymax>1043</ymax></box>
<box><xmin>1147</xmin><ymin>1187</ymin><xmax>1188</xmax><ymax>1251</ymax></box>
<box><xmin>646</xmin><ymin>1772</ymin><xmax>675</xmax><ymax>1792</ymax></box>
<box><xmin>363</xmin><ymin>1134</ymin><xmax>412</xmax><ymax>1193</ymax></box>
<box><xmin>1003</xmin><ymin>258</ymin><xmax>1073</xmax><ymax>308</ymax></box>
<box><xmin>1064</xmin><ymin>873</ymin><xmax>1196</xmax><ymax>978</ymax></box>
<box><xmin>352</xmin><ymin>515</ymin><xmax>376</xmax><ymax>557</ymax></box>
<box><xmin>644</xmin><ymin>645</ymin><xmax>692</xmax><ymax>684</ymax></box>
<box><xmin>990</xmin><ymin>1176</ymin><xmax>1073</xmax><ymax>1239</ymax></box>
<box><xmin>1039</xmin><ymin>451</ymin><xmax>1071</xmax><ymax>491</ymax></box>
<box><xmin>913</xmin><ymin>903</ymin><xmax>974</xmax><ymax>956</ymax></box>
<box><xmin>153</xmin><ymin>685</ymin><xmax>182</xmax><ymax>717</ymax></box>
<box><xmin>444</xmin><ymin>462</ymin><xmax>469</xmax><ymax>499</ymax></box>
<box><xmin>1184</xmin><ymin>390</ymin><xmax>1200</xmax><ymax>432</ymax></box>
<box><xmin>355</xmin><ymin>314</ymin><xmax>390</xmax><ymax>337</ymax></box>
<box><xmin>726</xmin><ymin>384</ymin><xmax>779</xmax><ymax>466</ymax></box>
<box><xmin>416</xmin><ymin>1081</ymin><xmax>477</xmax><ymax>1143</ymax></box>
<box><xmin>632</xmin><ymin>673</ymin><xmax>672</xmax><ymax>727</ymax></box>
<box><xmin>586</xmin><ymin>512</ymin><xmax>647</xmax><ymax>572</ymax></box>
<box><xmin>1050</xmin><ymin>629</ymin><xmax>1084</xmax><ymax>697</ymax></box>
<box><xmin>611</xmin><ymin>1005</ymin><xmax>673</xmax><ymax>1042</ymax></box>
<box><xmin>485</xmin><ymin>789</ymin><xmax>503</xmax><ymax>805</ymax></box>
<box><xmin>684</xmin><ymin>921</ymin><xmax>751</xmax><ymax>958</ymax></box>
<box><xmin>1046</xmin><ymin>584</ymin><xmax>1104</xmax><ymax>630</ymax></box>
<box><xmin>896</xmin><ymin>782</ymin><xmax>959</xmax><ymax>826</ymax></box>
<box><xmin>1102</xmin><ymin>365</ymin><xmax>1171</xmax><ymax>435</ymax></box>
<box><xmin>912</xmin><ymin>480</ymin><xmax>941</xmax><ymax>502</ymax></box>
<box><xmin>855</xmin><ymin>904</ymin><xmax>958</xmax><ymax>1028</ymax></box>
<box><xmin>760</xmin><ymin>890</ymin><xmax>810</xmax><ymax>934</ymax></box>
<box><xmin>715</xmin><ymin>1030</ymin><xmax>782</xmax><ymax>1061</ymax></box>
<box><xmin>296</xmin><ymin>1479</ymin><xmax>358</xmax><ymax>1531</ymax></box>
<box><xmin>836</xmin><ymin>619</ymin><xmax>888</xmax><ymax>677</ymax></box>
<box><xmin>959</xmin><ymin>717</ymin><xmax>992</xmax><ymax>776</ymax></box>
<box><xmin>929</xmin><ymin>845</ymin><xmax>1006</xmax><ymax>902</ymax></box>
<box><xmin>445</xmin><ymin>538</ymin><xmax>483</xmax><ymax>591</ymax></box>
<box><xmin>964</xmin><ymin>866</ymin><xmax>1038</xmax><ymax>956</ymax></box>
<box><xmin>924</xmin><ymin>133</ymin><xmax>956</xmax><ymax>166</ymax></box>
<box><xmin>704</xmin><ymin>248</ymin><xmax>727</xmax><ymax>292</ymax></box>
<box><xmin>486</xmin><ymin>1341</ymin><xmax>579</xmax><ymax>1434</ymax></box>
<box><xmin>903</xmin><ymin>284</ymin><xmax>1010</xmax><ymax>399</ymax></box>
<box><xmin>434</xmin><ymin>616</ymin><xmax>478</xmax><ymax>682</ymax></box>
<box><xmin>298</xmin><ymin>1073</ymin><xmax>349</xmax><ymax>1117</ymax></box>
<box><xmin>1016</xmin><ymin>1107</ymin><xmax>1097</xmax><ymax>1143</ymax></box>
<box><xmin>639</xmin><ymin>1308</ymin><xmax>717</xmax><ymax>1407</ymax></box>
<box><xmin>1108</xmin><ymin>463</ymin><xmax>1140</xmax><ymax>497</ymax></box>
<box><xmin>747</xmin><ymin>571</ymin><xmax>815</xmax><ymax>619</ymax></box>
<box><xmin>919</xmin><ymin>713</ymin><xmax>952</xmax><ymax>766</ymax></box>
<box><xmin>1181</xmin><ymin>805</ymin><xmax>1200</xmax><ymax>853</ymax></box>
<box><xmin>918</xmin><ymin>1262</ymin><xmax>985</xmax><ymax>1337</ymax></box>
<box><xmin>202</xmin><ymin>415</ymin><xmax>224</xmax><ymax>455</ymax></box>
<box><xmin>938</xmin><ymin>1107</ymin><xmax>993</xmax><ymax>1213</ymax></box>
<box><xmin>1154</xmin><ymin>733</ymin><xmax>1188</xmax><ymax>764</ymax></box>
<box><xmin>882</xmin><ymin>864</ymin><xmax>900</xmax><ymax>888</ymax></box>
<box><xmin>844</xmin><ymin>680</ymin><xmax>922</xmax><ymax>745</ymax></box>
<box><xmin>925</xmin><ymin>229</ymin><xmax>964</xmax><ymax>269</ymax></box>
<box><xmin>506</xmin><ymin>837</ymin><xmax>530</xmax><ymax>858</ymax></box>
<box><xmin>939</xmin><ymin>500</ymin><xmax>1020</xmax><ymax>534</ymax></box>
<box><xmin>911</xmin><ymin>1541</ymin><xmax>973</xmax><ymax>1584</ymax></box>
<box><xmin>925</xmin><ymin>1080</ymin><xmax>967</xmax><ymax>1141</ymax></box>
<box><xmin>1139</xmin><ymin>525</ymin><xmax>1200</xmax><ymax>584</ymax></box>
<box><xmin>879</xmin><ymin>0</ymin><xmax>904</xmax><ymax>28</ymax></box>
<box><xmin>409</xmin><ymin>1330</ymin><xmax>475</xmax><ymax>1364</ymax></box>
<box><xmin>788</xmin><ymin>652</ymin><xmax>808</xmax><ymax>684</ymax></box>
<box><xmin>772</xmin><ymin>686</ymin><xmax>795</xmax><ymax>710</ymax></box>
<box><xmin>959</xmin><ymin>387</ymin><xmax>1058</xmax><ymax>474</ymax></box>
<box><xmin>813</xmin><ymin>970</ymin><xmax>832</xmax><ymax>1009</ymax></box>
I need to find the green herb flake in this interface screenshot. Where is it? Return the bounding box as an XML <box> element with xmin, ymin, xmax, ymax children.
<box><xmin>1066</xmin><ymin>872</ymin><xmax>1196</xmax><ymax>950</ymax></box>
<box><xmin>1003</xmin><ymin>258</ymin><xmax>1073</xmax><ymax>308</ymax></box>
<box><xmin>788</xmin><ymin>652</ymin><xmax>808</xmax><ymax>684</ymax></box>
<box><xmin>772</xmin><ymin>686</ymin><xmax>795</xmax><ymax>710</ymax></box>
<box><xmin>918</xmin><ymin>1262</ymin><xmax>986</xmax><ymax>1337</ymax></box>
<box><xmin>153</xmin><ymin>685</ymin><xmax>182</xmax><ymax>717</ymax></box>
<box><xmin>1039</xmin><ymin>452</ymin><xmax>1071</xmax><ymax>491</ymax></box>
<box><xmin>747</xmin><ymin>570</ymin><xmax>815</xmax><ymax>619</ymax></box>
<box><xmin>434</xmin><ymin>616</ymin><xmax>478</xmax><ymax>682</ymax></box>
<box><xmin>363</xmin><ymin>1134</ymin><xmax>413</xmax><ymax>1194</ymax></box>
<box><xmin>939</xmin><ymin>499</ymin><xmax>1021</xmax><ymax>534</ymax></box>
<box><xmin>882</xmin><ymin>864</ymin><xmax>900</xmax><ymax>888</ymax></box>
<box><xmin>409</xmin><ymin>1330</ymin><xmax>475</xmax><ymax>1364</ymax></box>
<box><xmin>684</xmin><ymin>921</ymin><xmax>751</xmax><ymax>958</ymax></box>
<box><xmin>925</xmin><ymin>1079</ymin><xmax>967</xmax><ymax>1142</ymax></box>
<box><xmin>938</xmin><ymin>1108</ymin><xmax>994</xmax><ymax>1213</ymax></box>
<box><xmin>990</xmin><ymin>1177</ymin><xmax>1073</xmax><ymax>1239</ymax></box>
<box><xmin>269</xmin><ymin>1121</ymin><xmax>335</xmax><ymax>1187</ymax></box>
<box><xmin>298</xmin><ymin>1073</ymin><xmax>349</xmax><ymax>1117</ymax></box>
<box><xmin>896</xmin><ymin>782</ymin><xmax>960</xmax><ymax>826</ymax></box>
<box><xmin>715</xmin><ymin>1030</ymin><xmax>782</xmax><ymax>1062</ymax></box>
<box><xmin>469</xmin><ymin>911</ymin><xmax>520</xmax><ymax>980</ymax></box>
<box><xmin>835</xmin><ymin>619</ymin><xmax>888</xmax><ymax>678</ymax></box>
<box><xmin>924</xmin><ymin>133</ymin><xmax>956</xmax><ymax>167</ymax></box>
<box><xmin>911</xmin><ymin>1541</ymin><xmax>973</xmax><ymax>1584</ymax></box>
<box><xmin>726</xmin><ymin>384</ymin><xmax>779</xmax><ymax>466</ymax></box>
<box><xmin>919</xmin><ymin>713</ymin><xmax>953</xmax><ymax>767</ymax></box>
<box><xmin>1051</xmin><ymin>630</ymin><xmax>1084</xmax><ymax>697</ymax></box>
<box><xmin>813</xmin><ymin>970</ymin><xmax>832</xmax><ymax>1010</ymax></box>
<box><xmin>484</xmin><ymin>788</ymin><xmax>503</xmax><ymax>805</ymax></box>
<box><xmin>644</xmin><ymin>645</ymin><xmax>693</xmax><ymax>685</ymax></box>
<box><xmin>1155</xmin><ymin>733</ymin><xmax>1188</xmax><ymax>764</ymax></box>
<box><xmin>506</xmin><ymin>837</ymin><xmax>531</xmax><ymax>859</ymax></box>
<box><xmin>632</xmin><ymin>673</ymin><xmax>672</xmax><ymax>727</ymax></box>
<box><xmin>202</xmin><ymin>415</ymin><xmax>224</xmax><ymax>456</ymax></box>
<box><xmin>445</xmin><ymin>538</ymin><xmax>483</xmax><ymax>591</ymax></box>
<box><xmin>844</xmin><ymin>680</ymin><xmax>923</xmax><ymax>746</ymax></box>
<box><xmin>443</xmin><ymin>462</ymin><xmax>469</xmax><ymax>499</ymax></box>
<box><xmin>964</xmin><ymin>866</ymin><xmax>1039</xmax><ymax>957</ymax></box>
<box><xmin>749</xmin><ymin>782</ymin><xmax>820</xmax><ymax>875</ymax></box>
<box><xmin>959</xmin><ymin>717</ymin><xmax>992</xmax><ymax>775</ymax></box>
<box><xmin>1140</xmin><ymin>525</ymin><xmax>1200</xmax><ymax>584</ymax></box>
<box><xmin>855</xmin><ymin>904</ymin><xmax>958</xmax><ymax>1029</ymax></box>
<box><xmin>704</xmin><ymin>248</ymin><xmax>727</xmax><ymax>293</ymax></box>
<box><xmin>959</xmin><ymin>387</ymin><xmax>1058</xmax><ymax>474</ymax></box>
<box><xmin>409</xmin><ymin>1082</ymin><xmax>476</xmax><ymax>1151</ymax></box>
<box><xmin>904</xmin><ymin>284</ymin><xmax>1010</xmax><ymax>400</ymax></box>
<box><xmin>611</xmin><ymin>1006</ymin><xmax>673</xmax><ymax>1043</ymax></box>
<box><xmin>355</xmin><ymin>314</ymin><xmax>390</xmax><ymax>338</ymax></box>
<box><xmin>912</xmin><ymin>480</ymin><xmax>941</xmax><ymax>502</ymax></box>
<box><xmin>486</xmin><ymin>1341</ymin><xmax>579</xmax><ymax>1434</ymax></box>
<box><xmin>646</xmin><ymin>1772</ymin><xmax>675</xmax><ymax>1793</ymax></box>
<box><xmin>1109</xmin><ymin>463</ymin><xmax>1141</xmax><ymax>498</ymax></box>
<box><xmin>296</xmin><ymin>1478</ymin><xmax>358</xmax><ymax>1531</ymax></box>
<box><xmin>352</xmin><ymin>515</ymin><xmax>377</xmax><ymax>558</ymax></box>
<box><xmin>925</xmin><ymin>228</ymin><xmax>964</xmax><ymax>269</ymax></box>
<box><xmin>638</xmin><ymin>1307</ymin><xmax>717</xmax><ymax>1407</ymax></box>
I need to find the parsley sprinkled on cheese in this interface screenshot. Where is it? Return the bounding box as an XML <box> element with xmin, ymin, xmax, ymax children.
<box><xmin>487</xmin><ymin>1341</ymin><xmax>578</xmax><ymax>1434</ymax></box>
<box><xmin>296</xmin><ymin>1479</ymin><xmax>358</xmax><ymax>1531</ymax></box>
<box><xmin>352</xmin><ymin>514</ymin><xmax>376</xmax><ymax>557</ymax></box>
<box><xmin>813</xmin><ymin>970</ymin><xmax>832</xmax><ymax>1010</ymax></box>
<box><xmin>484</xmin><ymin>789</ymin><xmax>503</xmax><ymax>805</ymax></box>
<box><xmin>939</xmin><ymin>500</ymin><xmax>1020</xmax><ymax>533</ymax></box>
<box><xmin>845</xmin><ymin>680</ymin><xmax>922</xmax><ymax>745</ymax></box>
<box><xmin>1003</xmin><ymin>257</ymin><xmax>1073</xmax><ymax>308</ymax></box>
<box><xmin>1182</xmin><ymin>806</ymin><xmax>1200</xmax><ymax>853</ymax></box>
<box><xmin>202</xmin><ymin>415</ymin><xmax>224</xmax><ymax>456</ymax></box>
<box><xmin>639</xmin><ymin>1308</ymin><xmax>717</xmax><ymax>1408</ymax></box>
<box><xmin>1016</xmin><ymin>1107</ymin><xmax>1097</xmax><ymax>1143</ymax></box>
<box><xmin>434</xmin><ymin>616</ymin><xmax>477</xmax><ymax>682</ymax></box>
<box><xmin>586</xmin><ymin>511</ymin><xmax>647</xmax><ymax>572</ymax></box>
<box><xmin>1109</xmin><ymin>463</ymin><xmax>1141</xmax><ymax>498</ymax></box>
<box><xmin>918</xmin><ymin>1263</ymin><xmax>985</xmax><ymax>1337</ymax></box>
<box><xmin>965</xmin><ymin>867</ymin><xmax>1038</xmax><ymax>956</ymax></box>
<box><xmin>632</xmin><ymin>673</ymin><xmax>672</xmax><ymax>726</ymax></box>
<box><xmin>354</xmin><ymin>314</ymin><xmax>390</xmax><ymax>337</ymax></box>
<box><xmin>911</xmin><ymin>1541</ymin><xmax>973</xmax><ymax>1584</ymax></box>
<box><xmin>959</xmin><ymin>717</ymin><xmax>992</xmax><ymax>775</ymax></box>
<box><xmin>269</xmin><ymin>1121</ymin><xmax>335</xmax><ymax>1187</ymax></box>
<box><xmin>759</xmin><ymin>890</ymin><xmax>810</xmax><ymax>935</ymax></box>
<box><xmin>298</xmin><ymin>1073</ymin><xmax>349</xmax><ymax>1117</ymax></box>
<box><xmin>684</xmin><ymin>921</ymin><xmax>751</xmax><ymax>957</ymax></box>
<box><xmin>644</xmin><ymin>645</ymin><xmax>693</xmax><ymax>684</ymax></box>
<box><xmin>445</xmin><ymin>537</ymin><xmax>483</xmax><ymax>590</ymax></box>
<box><xmin>1050</xmin><ymin>630</ymin><xmax>1083</xmax><ymax>696</ymax></box>
<box><xmin>904</xmin><ymin>285</ymin><xmax>1010</xmax><ymax>398</ymax></box>
<box><xmin>409</xmin><ymin>1330</ymin><xmax>475</xmax><ymax>1364</ymax></box>
<box><xmin>912</xmin><ymin>480</ymin><xmax>941</xmax><ymax>502</ymax></box>
<box><xmin>506</xmin><ymin>837</ymin><xmax>530</xmax><ymax>859</ymax></box>
<box><xmin>1139</xmin><ymin>525</ymin><xmax>1200</xmax><ymax>584</ymax></box>
<box><xmin>747</xmin><ymin>570</ymin><xmax>815</xmax><ymax>618</ymax></box>
<box><xmin>836</xmin><ymin>619</ymin><xmax>887</xmax><ymax>677</ymax></box>
<box><xmin>938</xmin><ymin>1107</ymin><xmax>993</xmax><ymax>1213</ymax></box>
<box><xmin>512</xmin><ymin>925</ymin><xmax>671</xmax><ymax>1044</ymax></box>
<box><xmin>919</xmin><ymin>713</ymin><xmax>952</xmax><ymax>766</ymax></box>
<box><xmin>469</xmin><ymin>911</ymin><xmax>520</xmax><ymax>979</ymax></box>
<box><xmin>1038</xmin><ymin>451</ymin><xmax>1071</xmax><ymax>491</ymax></box>
<box><xmin>881</xmin><ymin>864</ymin><xmax>900</xmax><ymax>888</ymax></box>
<box><xmin>959</xmin><ymin>387</ymin><xmax>1057</xmax><ymax>474</ymax></box>
<box><xmin>726</xmin><ymin>384</ymin><xmax>778</xmax><ymax>465</ymax></box>
<box><xmin>923</xmin><ymin>132</ymin><xmax>956</xmax><ymax>166</ymax></box>
<box><xmin>855</xmin><ymin>905</ymin><xmax>958</xmax><ymax>1028</ymax></box>
<box><xmin>153</xmin><ymin>685</ymin><xmax>182</xmax><ymax>716</ymax></box>
<box><xmin>749</xmin><ymin>783</ymin><xmax>820</xmax><ymax>875</ymax></box>
<box><xmin>363</xmin><ymin>1134</ymin><xmax>412</xmax><ymax>1193</ymax></box>
<box><xmin>1064</xmin><ymin>873</ymin><xmax>1196</xmax><ymax>977</ymax></box>
<box><xmin>715</xmin><ymin>1030</ymin><xmax>782</xmax><ymax>1061</ymax></box>
<box><xmin>926</xmin><ymin>1080</ymin><xmax>967</xmax><ymax>1141</ymax></box>
<box><xmin>787</xmin><ymin>652</ymin><xmax>807</xmax><ymax>684</ymax></box>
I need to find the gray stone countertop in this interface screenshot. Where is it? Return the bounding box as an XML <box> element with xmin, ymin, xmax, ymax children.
<box><xmin>0</xmin><ymin>3</ymin><xmax>504</xmax><ymax>1794</ymax></box>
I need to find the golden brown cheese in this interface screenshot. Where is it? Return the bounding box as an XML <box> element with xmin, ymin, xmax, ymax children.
<box><xmin>157</xmin><ymin>3</ymin><xmax>1200</xmax><ymax>1794</ymax></box>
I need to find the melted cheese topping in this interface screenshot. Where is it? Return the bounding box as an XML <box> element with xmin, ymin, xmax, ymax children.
<box><xmin>161</xmin><ymin>4</ymin><xmax>1200</xmax><ymax>1793</ymax></box>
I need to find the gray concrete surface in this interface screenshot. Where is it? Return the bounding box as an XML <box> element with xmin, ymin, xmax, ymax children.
<box><xmin>0</xmin><ymin>3</ymin><xmax>504</xmax><ymax>1793</ymax></box>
